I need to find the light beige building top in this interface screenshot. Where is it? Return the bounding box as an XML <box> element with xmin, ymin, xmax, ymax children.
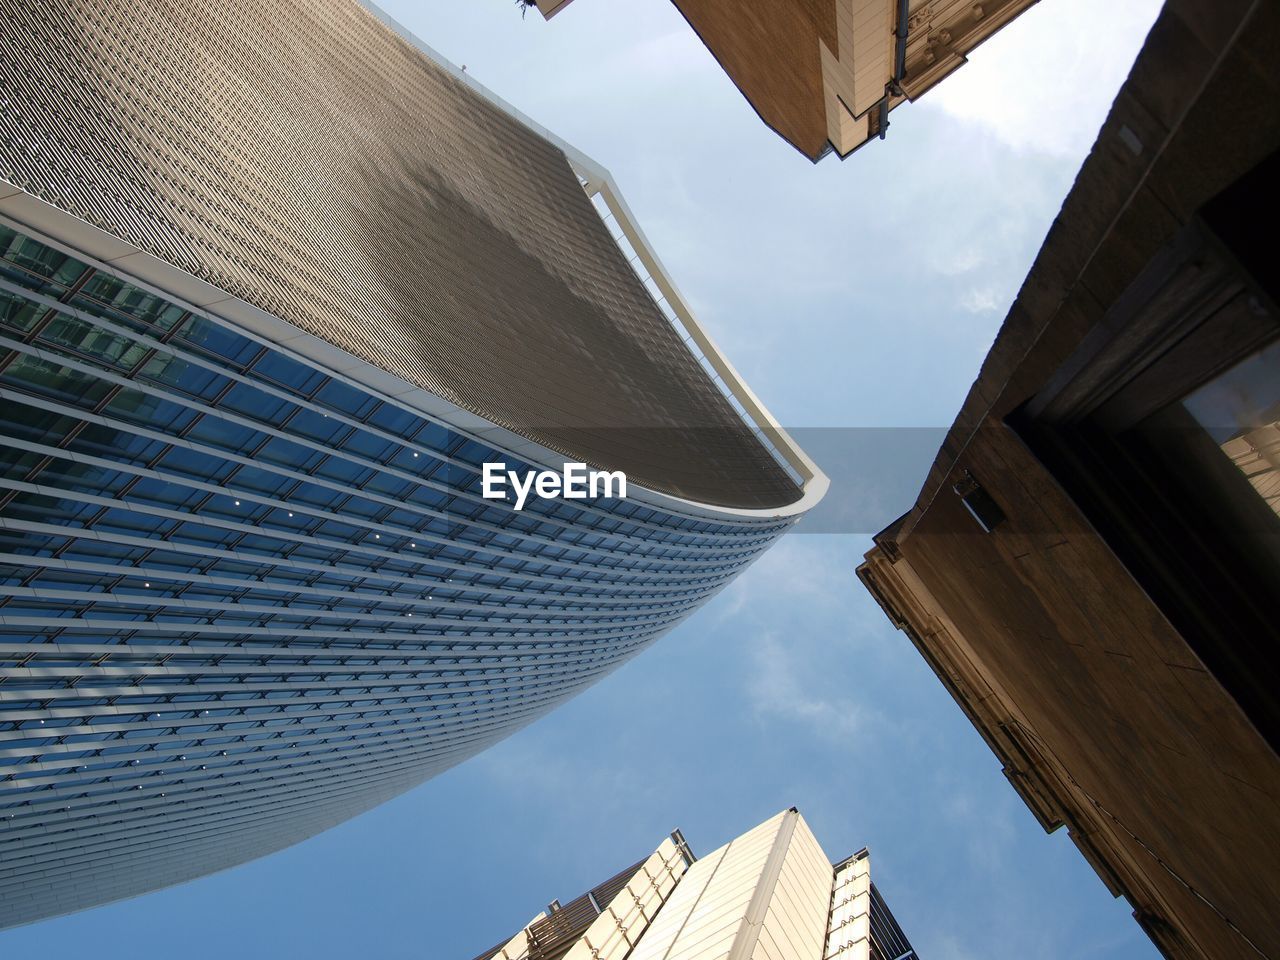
<box><xmin>470</xmin><ymin>809</ymin><xmax>917</xmax><ymax>960</ymax></box>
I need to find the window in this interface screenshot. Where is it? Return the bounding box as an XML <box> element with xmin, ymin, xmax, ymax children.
<box><xmin>1015</xmin><ymin>151</ymin><xmax>1280</xmax><ymax>748</ymax></box>
<box><xmin>1179</xmin><ymin>339</ymin><xmax>1280</xmax><ymax>520</ymax></box>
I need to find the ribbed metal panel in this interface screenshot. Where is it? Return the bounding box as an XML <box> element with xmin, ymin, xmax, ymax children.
<box><xmin>0</xmin><ymin>0</ymin><xmax>799</xmax><ymax>509</ymax></box>
<box><xmin>868</xmin><ymin>883</ymin><xmax>917</xmax><ymax>960</ymax></box>
<box><xmin>0</xmin><ymin>226</ymin><xmax>792</xmax><ymax>927</ymax></box>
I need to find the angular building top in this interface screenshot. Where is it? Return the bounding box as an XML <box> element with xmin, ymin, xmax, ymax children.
<box><xmin>470</xmin><ymin>809</ymin><xmax>918</xmax><ymax>960</ymax></box>
<box><xmin>535</xmin><ymin>0</ymin><xmax>1039</xmax><ymax>160</ymax></box>
<box><xmin>0</xmin><ymin>0</ymin><xmax>822</xmax><ymax>512</ymax></box>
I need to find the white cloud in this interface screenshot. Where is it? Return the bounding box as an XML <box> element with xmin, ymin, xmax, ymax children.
<box><xmin>960</xmin><ymin>284</ymin><xmax>1004</xmax><ymax>314</ymax></box>
<box><xmin>744</xmin><ymin>630</ymin><xmax>867</xmax><ymax>739</ymax></box>
<box><xmin>714</xmin><ymin>535</ymin><xmax>852</xmax><ymax>623</ymax></box>
<box><xmin>925</xmin><ymin>0</ymin><xmax>1164</xmax><ymax>157</ymax></box>
<box><xmin>934</xmin><ymin>245</ymin><xmax>987</xmax><ymax>277</ymax></box>
<box><xmin>710</xmin><ymin>538</ymin><xmax>897</xmax><ymax>741</ymax></box>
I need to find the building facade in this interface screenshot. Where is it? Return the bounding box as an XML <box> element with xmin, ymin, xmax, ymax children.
<box><xmin>0</xmin><ymin>0</ymin><xmax>825</xmax><ymax>928</ymax></box>
<box><xmin>534</xmin><ymin>0</ymin><xmax>1039</xmax><ymax>160</ymax></box>
<box><xmin>470</xmin><ymin>809</ymin><xmax>918</xmax><ymax>960</ymax></box>
<box><xmin>858</xmin><ymin>1</ymin><xmax>1280</xmax><ymax>958</ymax></box>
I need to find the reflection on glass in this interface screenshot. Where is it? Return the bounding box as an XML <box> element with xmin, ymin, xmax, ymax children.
<box><xmin>1182</xmin><ymin>339</ymin><xmax>1280</xmax><ymax>519</ymax></box>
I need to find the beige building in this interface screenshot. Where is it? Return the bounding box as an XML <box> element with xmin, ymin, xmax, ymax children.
<box><xmin>857</xmin><ymin>1</ymin><xmax>1280</xmax><ymax>958</ymax></box>
<box><xmin>471</xmin><ymin>809</ymin><xmax>916</xmax><ymax>960</ymax></box>
<box><xmin>535</xmin><ymin>0</ymin><xmax>1038</xmax><ymax>160</ymax></box>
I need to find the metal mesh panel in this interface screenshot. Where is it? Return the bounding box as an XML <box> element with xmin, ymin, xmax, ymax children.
<box><xmin>0</xmin><ymin>0</ymin><xmax>800</xmax><ymax>509</ymax></box>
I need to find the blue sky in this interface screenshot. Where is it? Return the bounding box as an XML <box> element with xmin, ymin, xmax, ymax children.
<box><xmin>2</xmin><ymin>1</ymin><xmax>1167</xmax><ymax>957</ymax></box>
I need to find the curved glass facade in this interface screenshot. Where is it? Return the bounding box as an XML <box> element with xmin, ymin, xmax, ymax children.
<box><xmin>0</xmin><ymin>226</ymin><xmax>794</xmax><ymax>926</ymax></box>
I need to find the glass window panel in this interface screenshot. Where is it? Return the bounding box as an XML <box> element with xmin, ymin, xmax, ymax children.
<box><xmin>1181</xmin><ymin>339</ymin><xmax>1280</xmax><ymax>519</ymax></box>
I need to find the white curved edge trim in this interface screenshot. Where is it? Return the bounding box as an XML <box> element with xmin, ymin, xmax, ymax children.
<box><xmin>0</xmin><ymin>188</ymin><xmax>822</xmax><ymax>523</ymax></box>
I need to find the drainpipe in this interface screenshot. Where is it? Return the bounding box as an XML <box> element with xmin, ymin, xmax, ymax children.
<box><xmin>891</xmin><ymin>0</ymin><xmax>910</xmax><ymax>95</ymax></box>
<box><xmin>874</xmin><ymin>0</ymin><xmax>911</xmax><ymax>140</ymax></box>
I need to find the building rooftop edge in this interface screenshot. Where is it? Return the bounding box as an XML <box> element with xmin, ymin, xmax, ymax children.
<box><xmin>873</xmin><ymin>0</ymin><xmax>1261</xmax><ymax>547</ymax></box>
<box><xmin>0</xmin><ymin>187</ymin><xmax>817</xmax><ymax>523</ymax></box>
<box><xmin>360</xmin><ymin>2</ymin><xmax>828</xmax><ymax>515</ymax></box>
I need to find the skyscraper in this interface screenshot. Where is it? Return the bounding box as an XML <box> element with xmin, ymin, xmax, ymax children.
<box><xmin>0</xmin><ymin>0</ymin><xmax>825</xmax><ymax>927</ymax></box>
<box><xmin>469</xmin><ymin>809</ymin><xmax>918</xmax><ymax>960</ymax></box>
<box><xmin>532</xmin><ymin>0</ymin><xmax>1040</xmax><ymax>160</ymax></box>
